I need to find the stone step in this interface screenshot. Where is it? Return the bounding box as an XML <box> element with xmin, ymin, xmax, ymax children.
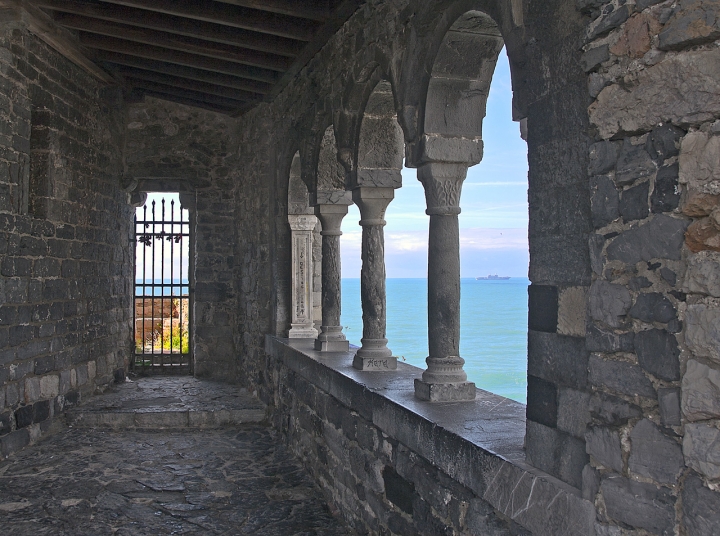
<box><xmin>66</xmin><ymin>377</ymin><xmax>266</xmax><ymax>430</ymax></box>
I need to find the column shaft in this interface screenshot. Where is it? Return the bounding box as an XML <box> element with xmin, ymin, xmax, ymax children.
<box><xmin>288</xmin><ymin>215</ymin><xmax>318</xmax><ymax>338</ymax></box>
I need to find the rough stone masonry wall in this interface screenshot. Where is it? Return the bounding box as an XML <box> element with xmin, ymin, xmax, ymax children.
<box><xmin>124</xmin><ymin>97</ymin><xmax>240</xmax><ymax>380</ymax></box>
<box><xmin>0</xmin><ymin>23</ymin><xmax>133</xmax><ymax>457</ymax></box>
<box><xmin>580</xmin><ymin>0</ymin><xmax>720</xmax><ymax>534</ymax></box>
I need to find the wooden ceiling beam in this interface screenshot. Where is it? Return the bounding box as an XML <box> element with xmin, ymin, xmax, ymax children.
<box><xmin>35</xmin><ymin>0</ymin><xmax>302</xmax><ymax>57</ymax></box>
<box><xmin>127</xmin><ymin>78</ymin><xmax>251</xmax><ymax>108</ymax></box>
<box><xmin>97</xmin><ymin>0</ymin><xmax>317</xmax><ymax>41</ymax></box>
<box><xmin>112</xmin><ymin>66</ymin><xmax>263</xmax><ymax>101</ymax></box>
<box><xmin>80</xmin><ymin>33</ymin><xmax>280</xmax><ymax>83</ymax></box>
<box><xmin>96</xmin><ymin>51</ymin><xmax>273</xmax><ymax>94</ymax></box>
<box><xmin>212</xmin><ymin>0</ymin><xmax>329</xmax><ymax>22</ymax></box>
<box><xmin>56</xmin><ymin>13</ymin><xmax>292</xmax><ymax>72</ymax></box>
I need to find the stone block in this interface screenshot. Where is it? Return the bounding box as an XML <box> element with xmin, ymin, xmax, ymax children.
<box><xmin>606</xmin><ymin>215</ymin><xmax>689</xmax><ymax>264</ymax></box>
<box><xmin>526</xmin><ymin>375</ymin><xmax>557</xmax><ymax>428</ymax></box>
<box><xmin>685</xmin><ymin>304</ymin><xmax>720</xmax><ymax>363</ymax></box>
<box><xmin>600</xmin><ymin>476</ymin><xmax>675</xmax><ymax>534</ymax></box>
<box><xmin>24</xmin><ymin>376</ymin><xmax>40</xmax><ymax>404</ymax></box>
<box><xmin>526</xmin><ymin>420</ymin><xmax>587</xmax><ymax>489</ymax></box>
<box><xmin>619</xmin><ymin>181</ymin><xmax>649</xmax><ymax>222</ymax></box>
<box><xmin>659</xmin><ymin>0</ymin><xmax>720</xmax><ymax>51</ymax></box>
<box><xmin>684</xmin><ymin>422</ymin><xmax>720</xmax><ymax>479</ymax></box>
<box><xmin>684</xmin><ymin>251</ymin><xmax>720</xmax><ymax>296</ymax></box>
<box><xmin>0</xmin><ymin>427</ymin><xmax>29</xmax><ymax>458</ymax></box>
<box><xmin>657</xmin><ymin>387</ymin><xmax>681</xmax><ymax>426</ymax></box>
<box><xmin>682</xmin><ymin>473</ymin><xmax>720</xmax><ymax>536</ymax></box>
<box><xmin>679</xmin><ymin>130</ymin><xmax>720</xmax><ymax>196</ymax></box>
<box><xmin>588</xmin><ymin>355</ymin><xmax>656</xmax><ymax>398</ymax></box>
<box><xmin>586</xmin><ymin>323</ymin><xmax>634</xmax><ymax>353</ymax></box>
<box><xmin>580</xmin><ymin>45</ymin><xmax>609</xmax><ymax>72</ymax></box>
<box><xmin>588</xmin><ymin>5</ymin><xmax>632</xmax><ymax>40</ymax></box>
<box><xmin>39</xmin><ymin>374</ymin><xmax>59</xmax><ymax>399</ymax></box>
<box><xmin>628</xmin><ymin>293</ymin><xmax>676</xmax><ymax>323</ymax></box>
<box><xmin>581</xmin><ymin>464</ymin><xmax>600</xmax><ymax>502</ymax></box>
<box><xmin>527</xmin><ymin>284</ymin><xmax>558</xmax><ymax>333</ymax></box>
<box><xmin>660</xmin><ymin>267</ymin><xmax>677</xmax><ymax>286</ymax></box>
<box><xmin>588</xmin><ymin>280</ymin><xmax>631</xmax><ymax>328</ymax></box>
<box><xmin>628</xmin><ymin>418</ymin><xmax>684</xmax><ymax>483</ymax></box>
<box><xmin>590</xmin><ymin>175</ymin><xmax>619</xmax><ymax>228</ymax></box>
<box><xmin>651</xmin><ymin>164</ymin><xmax>680</xmax><ymax>213</ymax></box>
<box><xmin>590</xmin><ymin>393</ymin><xmax>642</xmax><ymax>429</ymax></box>
<box><xmin>588</xmin><ymin>141</ymin><xmax>620</xmax><ymax>176</ymax></box>
<box><xmin>15</xmin><ymin>404</ymin><xmax>33</xmax><ymax>428</ymax></box>
<box><xmin>685</xmin><ymin>217</ymin><xmax>720</xmax><ymax>252</ymax></box>
<box><xmin>634</xmin><ymin>329</ymin><xmax>680</xmax><ymax>381</ymax></box>
<box><xmin>382</xmin><ymin>466</ymin><xmax>415</xmax><ymax>515</ymax></box>
<box><xmin>647</xmin><ymin>124</ymin><xmax>684</xmax><ymax>163</ymax></box>
<box><xmin>615</xmin><ymin>141</ymin><xmax>656</xmax><ymax>186</ymax></box>
<box><xmin>587</xmin><ymin>235</ymin><xmax>604</xmax><ymax>275</ymax></box>
<box><xmin>413</xmin><ymin>379</ymin><xmax>475</xmax><ymax>402</ymax></box>
<box><xmin>591</xmin><ymin>47</ymin><xmax>720</xmax><ymax>138</ymax></box>
<box><xmin>528</xmin><ymin>331</ymin><xmax>589</xmax><ymax>390</ymax></box>
<box><xmin>557</xmin><ymin>287</ymin><xmax>587</xmax><ymax>337</ymax></box>
<box><xmin>585</xmin><ymin>426</ymin><xmax>623</xmax><ymax>472</ymax></box>
<box><xmin>557</xmin><ymin>388</ymin><xmax>591</xmax><ymax>439</ymax></box>
<box><xmin>683</xmin><ymin>359</ymin><xmax>720</xmax><ymax>421</ymax></box>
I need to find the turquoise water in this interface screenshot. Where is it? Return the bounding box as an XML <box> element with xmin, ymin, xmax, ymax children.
<box><xmin>341</xmin><ymin>278</ymin><xmax>529</xmax><ymax>403</ymax></box>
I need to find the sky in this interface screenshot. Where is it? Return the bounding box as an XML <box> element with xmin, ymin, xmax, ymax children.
<box><xmin>340</xmin><ymin>48</ymin><xmax>529</xmax><ymax>279</ymax></box>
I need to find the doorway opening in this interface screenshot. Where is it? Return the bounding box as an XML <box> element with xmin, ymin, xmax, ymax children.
<box><xmin>133</xmin><ymin>193</ymin><xmax>192</xmax><ymax>374</ymax></box>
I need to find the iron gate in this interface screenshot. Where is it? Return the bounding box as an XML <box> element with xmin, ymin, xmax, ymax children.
<box><xmin>134</xmin><ymin>196</ymin><xmax>192</xmax><ymax>374</ymax></box>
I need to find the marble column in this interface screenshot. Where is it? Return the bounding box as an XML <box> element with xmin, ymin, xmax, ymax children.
<box><xmin>288</xmin><ymin>214</ymin><xmax>318</xmax><ymax>338</ymax></box>
<box><xmin>414</xmin><ymin>163</ymin><xmax>476</xmax><ymax>401</ymax></box>
<box><xmin>314</xmin><ymin>196</ymin><xmax>351</xmax><ymax>352</ymax></box>
<box><xmin>352</xmin><ymin>187</ymin><xmax>397</xmax><ymax>371</ymax></box>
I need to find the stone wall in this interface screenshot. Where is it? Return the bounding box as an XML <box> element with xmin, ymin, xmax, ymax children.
<box><xmin>579</xmin><ymin>0</ymin><xmax>720</xmax><ymax>534</ymax></box>
<box><xmin>124</xmin><ymin>97</ymin><xmax>240</xmax><ymax>380</ymax></box>
<box><xmin>0</xmin><ymin>23</ymin><xmax>132</xmax><ymax>457</ymax></box>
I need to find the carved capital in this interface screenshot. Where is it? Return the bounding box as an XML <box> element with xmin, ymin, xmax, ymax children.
<box><xmin>352</xmin><ymin>187</ymin><xmax>394</xmax><ymax>226</ymax></box>
<box><xmin>288</xmin><ymin>214</ymin><xmax>318</xmax><ymax>232</ymax></box>
<box><xmin>417</xmin><ymin>163</ymin><xmax>468</xmax><ymax>215</ymax></box>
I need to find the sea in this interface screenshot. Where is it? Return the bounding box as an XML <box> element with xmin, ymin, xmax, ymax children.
<box><xmin>341</xmin><ymin>278</ymin><xmax>529</xmax><ymax>403</ymax></box>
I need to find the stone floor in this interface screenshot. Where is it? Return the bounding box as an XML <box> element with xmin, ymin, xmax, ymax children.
<box><xmin>0</xmin><ymin>378</ymin><xmax>352</xmax><ymax>535</ymax></box>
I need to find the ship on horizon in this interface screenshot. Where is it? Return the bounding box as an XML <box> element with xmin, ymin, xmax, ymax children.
<box><xmin>476</xmin><ymin>274</ymin><xmax>511</xmax><ymax>280</ymax></box>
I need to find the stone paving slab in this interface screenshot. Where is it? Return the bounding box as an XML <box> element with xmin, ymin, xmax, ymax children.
<box><xmin>0</xmin><ymin>425</ymin><xmax>352</xmax><ymax>535</ymax></box>
<box><xmin>66</xmin><ymin>377</ymin><xmax>267</xmax><ymax>429</ymax></box>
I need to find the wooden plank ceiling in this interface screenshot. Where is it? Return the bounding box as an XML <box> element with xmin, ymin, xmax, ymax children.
<box><xmin>32</xmin><ymin>0</ymin><xmax>361</xmax><ymax>114</ymax></box>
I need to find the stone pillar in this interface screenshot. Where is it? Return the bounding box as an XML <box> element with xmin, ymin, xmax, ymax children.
<box><xmin>288</xmin><ymin>214</ymin><xmax>318</xmax><ymax>338</ymax></box>
<box><xmin>352</xmin><ymin>187</ymin><xmax>397</xmax><ymax>370</ymax></box>
<box><xmin>314</xmin><ymin>192</ymin><xmax>352</xmax><ymax>351</ymax></box>
<box><xmin>415</xmin><ymin>163</ymin><xmax>476</xmax><ymax>401</ymax></box>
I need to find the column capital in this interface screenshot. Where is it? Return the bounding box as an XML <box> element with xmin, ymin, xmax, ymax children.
<box><xmin>288</xmin><ymin>214</ymin><xmax>317</xmax><ymax>232</ymax></box>
<box><xmin>352</xmin><ymin>187</ymin><xmax>394</xmax><ymax>226</ymax></box>
<box><xmin>417</xmin><ymin>163</ymin><xmax>469</xmax><ymax>216</ymax></box>
<box><xmin>312</xmin><ymin>189</ymin><xmax>353</xmax><ymax>207</ymax></box>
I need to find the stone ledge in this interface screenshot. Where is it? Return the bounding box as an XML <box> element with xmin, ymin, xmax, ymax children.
<box><xmin>266</xmin><ymin>336</ymin><xmax>597</xmax><ymax>536</ymax></box>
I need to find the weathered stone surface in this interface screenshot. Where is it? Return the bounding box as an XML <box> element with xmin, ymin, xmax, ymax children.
<box><xmin>619</xmin><ymin>181</ymin><xmax>649</xmax><ymax>222</ymax></box>
<box><xmin>685</xmin><ymin>304</ymin><xmax>720</xmax><ymax>362</ymax></box>
<box><xmin>628</xmin><ymin>293</ymin><xmax>676</xmax><ymax>323</ymax></box>
<box><xmin>606</xmin><ymin>215</ymin><xmax>690</xmax><ymax>263</ymax></box>
<box><xmin>589</xmin><ymin>140</ymin><xmax>620</xmax><ymax>175</ymax></box>
<box><xmin>557</xmin><ymin>387</ymin><xmax>591</xmax><ymax>438</ymax></box>
<box><xmin>634</xmin><ymin>329</ymin><xmax>681</xmax><ymax>381</ymax></box>
<box><xmin>651</xmin><ymin>164</ymin><xmax>681</xmax><ymax>213</ymax></box>
<box><xmin>659</xmin><ymin>0</ymin><xmax>720</xmax><ymax>50</ymax></box>
<box><xmin>646</xmin><ymin>124</ymin><xmax>684</xmax><ymax>163</ymax></box>
<box><xmin>557</xmin><ymin>286</ymin><xmax>587</xmax><ymax>337</ymax></box>
<box><xmin>527</xmin><ymin>375</ymin><xmax>558</xmax><ymax>428</ymax></box>
<box><xmin>628</xmin><ymin>418</ymin><xmax>684</xmax><ymax>483</ymax></box>
<box><xmin>679</xmin><ymin>130</ymin><xmax>720</xmax><ymax>195</ymax></box>
<box><xmin>615</xmin><ymin>140</ymin><xmax>656</xmax><ymax>186</ymax></box>
<box><xmin>682</xmin><ymin>474</ymin><xmax>720</xmax><ymax>536</ymax></box>
<box><xmin>588</xmin><ymin>5</ymin><xmax>632</xmax><ymax>40</ymax></box>
<box><xmin>589</xmin><ymin>280</ymin><xmax>631</xmax><ymax>328</ymax></box>
<box><xmin>686</xmin><ymin>217</ymin><xmax>720</xmax><ymax>252</ymax></box>
<box><xmin>590</xmin><ymin>233</ymin><xmax>605</xmax><ymax>275</ymax></box>
<box><xmin>528</xmin><ymin>331</ymin><xmax>589</xmax><ymax>389</ymax></box>
<box><xmin>586</xmin><ymin>426</ymin><xmax>623</xmax><ymax>472</ymax></box>
<box><xmin>684</xmin><ymin>251</ymin><xmax>720</xmax><ymax>296</ymax></box>
<box><xmin>581</xmin><ymin>45</ymin><xmax>609</xmax><ymax>72</ymax></box>
<box><xmin>610</xmin><ymin>12</ymin><xmax>662</xmax><ymax>59</ymax></box>
<box><xmin>526</xmin><ymin>421</ymin><xmax>588</xmax><ymax>489</ymax></box>
<box><xmin>684</xmin><ymin>423</ymin><xmax>720</xmax><ymax>479</ymax></box>
<box><xmin>682</xmin><ymin>359</ymin><xmax>720</xmax><ymax>421</ymax></box>
<box><xmin>582</xmin><ymin>464</ymin><xmax>600</xmax><ymax>502</ymax></box>
<box><xmin>588</xmin><ymin>355</ymin><xmax>656</xmax><ymax>398</ymax></box>
<box><xmin>591</xmin><ymin>175</ymin><xmax>619</xmax><ymax>228</ymax></box>
<box><xmin>601</xmin><ymin>476</ymin><xmax>676</xmax><ymax>535</ymax></box>
<box><xmin>528</xmin><ymin>284</ymin><xmax>558</xmax><ymax>333</ymax></box>
<box><xmin>586</xmin><ymin>323</ymin><xmax>635</xmax><ymax>352</ymax></box>
<box><xmin>590</xmin><ymin>392</ymin><xmax>643</xmax><ymax>425</ymax></box>
<box><xmin>658</xmin><ymin>387</ymin><xmax>682</xmax><ymax>426</ymax></box>
<box><xmin>589</xmin><ymin>48</ymin><xmax>720</xmax><ymax>139</ymax></box>
<box><xmin>683</xmin><ymin>191</ymin><xmax>720</xmax><ymax>217</ymax></box>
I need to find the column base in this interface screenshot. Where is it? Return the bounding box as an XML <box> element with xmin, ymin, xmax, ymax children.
<box><xmin>414</xmin><ymin>379</ymin><xmax>476</xmax><ymax>402</ymax></box>
<box><xmin>288</xmin><ymin>326</ymin><xmax>319</xmax><ymax>339</ymax></box>
<box><xmin>353</xmin><ymin>355</ymin><xmax>397</xmax><ymax>371</ymax></box>
<box><xmin>314</xmin><ymin>339</ymin><xmax>350</xmax><ymax>352</ymax></box>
